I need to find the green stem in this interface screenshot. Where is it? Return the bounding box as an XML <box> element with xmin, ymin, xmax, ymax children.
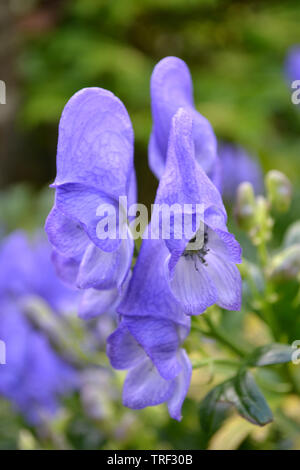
<box><xmin>192</xmin><ymin>357</ymin><xmax>240</xmax><ymax>370</ymax></box>
<box><xmin>194</xmin><ymin>317</ymin><xmax>247</xmax><ymax>358</ymax></box>
<box><xmin>256</xmin><ymin>240</ymin><xmax>281</xmax><ymax>341</ymax></box>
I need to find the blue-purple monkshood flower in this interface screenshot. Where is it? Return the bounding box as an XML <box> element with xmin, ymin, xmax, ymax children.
<box><xmin>0</xmin><ymin>232</ymin><xmax>78</xmax><ymax>424</ymax></box>
<box><xmin>107</xmin><ymin>237</ymin><xmax>192</xmax><ymax>421</ymax></box>
<box><xmin>151</xmin><ymin>108</ymin><xmax>242</xmax><ymax>315</ymax></box>
<box><xmin>0</xmin><ymin>231</ymin><xmax>77</xmax><ymax>314</ymax></box>
<box><xmin>284</xmin><ymin>45</ymin><xmax>300</xmax><ymax>84</ymax></box>
<box><xmin>149</xmin><ymin>56</ymin><xmax>221</xmax><ymax>187</ymax></box>
<box><xmin>218</xmin><ymin>142</ymin><xmax>264</xmax><ymax>203</ymax></box>
<box><xmin>0</xmin><ymin>299</ymin><xmax>77</xmax><ymax>424</ymax></box>
<box><xmin>45</xmin><ymin>88</ymin><xmax>136</xmax><ymax>320</ymax></box>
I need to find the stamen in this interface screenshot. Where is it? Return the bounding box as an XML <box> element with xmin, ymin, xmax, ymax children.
<box><xmin>182</xmin><ymin>227</ymin><xmax>209</xmax><ymax>264</ymax></box>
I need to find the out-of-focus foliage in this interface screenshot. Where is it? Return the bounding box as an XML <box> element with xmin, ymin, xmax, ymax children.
<box><xmin>0</xmin><ymin>0</ymin><xmax>300</xmax><ymax>451</ymax></box>
<box><xmin>13</xmin><ymin>0</ymin><xmax>300</xmax><ymax>206</ymax></box>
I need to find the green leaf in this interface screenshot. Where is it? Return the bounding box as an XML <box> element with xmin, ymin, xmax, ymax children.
<box><xmin>245</xmin><ymin>343</ymin><xmax>293</xmax><ymax>367</ymax></box>
<box><xmin>200</xmin><ymin>370</ymin><xmax>273</xmax><ymax>427</ymax></box>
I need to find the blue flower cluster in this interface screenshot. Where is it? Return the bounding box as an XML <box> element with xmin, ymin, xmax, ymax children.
<box><xmin>0</xmin><ymin>231</ymin><xmax>78</xmax><ymax>424</ymax></box>
<box><xmin>46</xmin><ymin>57</ymin><xmax>245</xmax><ymax>420</ymax></box>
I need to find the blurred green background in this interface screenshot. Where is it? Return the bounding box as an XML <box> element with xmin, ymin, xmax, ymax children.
<box><xmin>1</xmin><ymin>0</ymin><xmax>300</xmax><ymax>451</ymax></box>
<box><xmin>1</xmin><ymin>0</ymin><xmax>300</xmax><ymax>206</ymax></box>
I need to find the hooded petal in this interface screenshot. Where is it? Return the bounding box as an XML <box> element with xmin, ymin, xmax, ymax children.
<box><xmin>123</xmin><ymin>356</ymin><xmax>174</xmax><ymax>409</ymax></box>
<box><xmin>153</xmin><ymin>108</ymin><xmax>225</xmax><ymax>263</ymax></box>
<box><xmin>204</xmin><ymin>251</ymin><xmax>242</xmax><ymax>311</ymax></box>
<box><xmin>154</xmin><ymin>108</ymin><xmax>224</xmax><ymax>211</ymax></box>
<box><xmin>150</xmin><ymin>57</ymin><xmax>219</xmax><ymax>183</ymax></box>
<box><xmin>150</xmin><ymin>56</ymin><xmax>193</xmax><ymax>178</ymax></box>
<box><xmin>54</xmin><ymin>88</ymin><xmax>134</xmax><ymax>200</ymax></box>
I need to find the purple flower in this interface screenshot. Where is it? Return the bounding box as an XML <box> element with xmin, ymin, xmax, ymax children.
<box><xmin>107</xmin><ymin>107</ymin><xmax>241</xmax><ymax>420</ymax></box>
<box><xmin>285</xmin><ymin>45</ymin><xmax>300</xmax><ymax>84</ymax></box>
<box><xmin>0</xmin><ymin>232</ymin><xmax>78</xmax><ymax>423</ymax></box>
<box><xmin>107</xmin><ymin>237</ymin><xmax>192</xmax><ymax>421</ymax></box>
<box><xmin>150</xmin><ymin>108</ymin><xmax>242</xmax><ymax>314</ymax></box>
<box><xmin>0</xmin><ymin>231</ymin><xmax>76</xmax><ymax>313</ymax></box>
<box><xmin>219</xmin><ymin>143</ymin><xmax>264</xmax><ymax>203</ymax></box>
<box><xmin>0</xmin><ymin>299</ymin><xmax>77</xmax><ymax>424</ymax></box>
<box><xmin>149</xmin><ymin>56</ymin><xmax>220</xmax><ymax>187</ymax></box>
<box><xmin>45</xmin><ymin>88</ymin><xmax>136</xmax><ymax>319</ymax></box>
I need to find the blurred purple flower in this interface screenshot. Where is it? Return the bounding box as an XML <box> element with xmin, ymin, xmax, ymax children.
<box><xmin>45</xmin><ymin>88</ymin><xmax>136</xmax><ymax>319</ymax></box>
<box><xmin>0</xmin><ymin>231</ymin><xmax>78</xmax><ymax>423</ymax></box>
<box><xmin>151</xmin><ymin>109</ymin><xmax>242</xmax><ymax>314</ymax></box>
<box><xmin>149</xmin><ymin>56</ymin><xmax>220</xmax><ymax>187</ymax></box>
<box><xmin>219</xmin><ymin>143</ymin><xmax>264</xmax><ymax>202</ymax></box>
<box><xmin>285</xmin><ymin>45</ymin><xmax>300</xmax><ymax>84</ymax></box>
<box><xmin>0</xmin><ymin>231</ymin><xmax>77</xmax><ymax>313</ymax></box>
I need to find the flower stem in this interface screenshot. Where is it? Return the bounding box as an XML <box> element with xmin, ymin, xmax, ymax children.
<box><xmin>194</xmin><ymin>316</ymin><xmax>247</xmax><ymax>358</ymax></box>
<box><xmin>192</xmin><ymin>357</ymin><xmax>240</xmax><ymax>370</ymax></box>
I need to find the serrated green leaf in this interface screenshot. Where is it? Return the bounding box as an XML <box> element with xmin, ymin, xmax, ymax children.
<box><xmin>200</xmin><ymin>370</ymin><xmax>273</xmax><ymax>428</ymax></box>
<box><xmin>245</xmin><ymin>343</ymin><xmax>293</xmax><ymax>367</ymax></box>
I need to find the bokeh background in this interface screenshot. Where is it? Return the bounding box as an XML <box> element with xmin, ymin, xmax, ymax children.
<box><xmin>0</xmin><ymin>0</ymin><xmax>300</xmax><ymax>450</ymax></box>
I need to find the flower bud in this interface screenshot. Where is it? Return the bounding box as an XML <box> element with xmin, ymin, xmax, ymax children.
<box><xmin>269</xmin><ymin>245</ymin><xmax>300</xmax><ymax>281</ymax></box>
<box><xmin>266</xmin><ymin>170</ymin><xmax>292</xmax><ymax>212</ymax></box>
<box><xmin>235</xmin><ymin>182</ymin><xmax>256</xmax><ymax>231</ymax></box>
<box><xmin>283</xmin><ymin>220</ymin><xmax>300</xmax><ymax>248</ymax></box>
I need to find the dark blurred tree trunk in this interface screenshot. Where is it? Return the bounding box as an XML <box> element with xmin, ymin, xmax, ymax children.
<box><xmin>0</xmin><ymin>1</ymin><xmax>19</xmax><ymax>188</ymax></box>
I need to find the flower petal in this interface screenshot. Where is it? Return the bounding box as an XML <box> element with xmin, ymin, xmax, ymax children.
<box><xmin>45</xmin><ymin>206</ymin><xmax>88</xmax><ymax>258</ymax></box>
<box><xmin>152</xmin><ymin>108</ymin><xmax>226</xmax><ymax>260</ymax></box>
<box><xmin>77</xmin><ymin>237</ymin><xmax>133</xmax><ymax>290</ymax></box>
<box><xmin>150</xmin><ymin>57</ymin><xmax>219</xmax><ymax>183</ymax></box>
<box><xmin>55</xmin><ymin>183</ymin><xmax>122</xmax><ymax>253</ymax></box>
<box><xmin>155</xmin><ymin>108</ymin><xmax>224</xmax><ymax>210</ymax></box>
<box><xmin>123</xmin><ymin>356</ymin><xmax>174</xmax><ymax>409</ymax></box>
<box><xmin>204</xmin><ymin>251</ymin><xmax>242</xmax><ymax>311</ymax></box>
<box><xmin>51</xmin><ymin>250</ymin><xmax>80</xmax><ymax>286</ymax></box>
<box><xmin>118</xmin><ymin>238</ymin><xmax>190</xmax><ymax>328</ymax></box>
<box><xmin>167</xmin><ymin>254</ymin><xmax>217</xmax><ymax>315</ymax></box>
<box><xmin>124</xmin><ymin>316</ymin><xmax>184</xmax><ymax>380</ymax></box>
<box><xmin>54</xmin><ymin>88</ymin><xmax>134</xmax><ymax>199</ymax></box>
<box><xmin>150</xmin><ymin>57</ymin><xmax>193</xmax><ymax>178</ymax></box>
<box><xmin>167</xmin><ymin>349</ymin><xmax>192</xmax><ymax>421</ymax></box>
<box><xmin>106</xmin><ymin>323</ymin><xmax>145</xmax><ymax>370</ymax></box>
<box><xmin>78</xmin><ymin>287</ymin><xmax>119</xmax><ymax>319</ymax></box>
<box><xmin>208</xmin><ymin>227</ymin><xmax>242</xmax><ymax>264</ymax></box>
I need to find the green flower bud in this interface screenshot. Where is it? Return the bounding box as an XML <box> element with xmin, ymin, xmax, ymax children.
<box><xmin>266</xmin><ymin>170</ymin><xmax>292</xmax><ymax>212</ymax></box>
<box><xmin>283</xmin><ymin>220</ymin><xmax>300</xmax><ymax>248</ymax></box>
<box><xmin>235</xmin><ymin>182</ymin><xmax>256</xmax><ymax>231</ymax></box>
<box><xmin>252</xmin><ymin>196</ymin><xmax>273</xmax><ymax>245</ymax></box>
<box><xmin>269</xmin><ymin>244</ymin><xmax>300</xmax><ymax>281</ymax></box>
